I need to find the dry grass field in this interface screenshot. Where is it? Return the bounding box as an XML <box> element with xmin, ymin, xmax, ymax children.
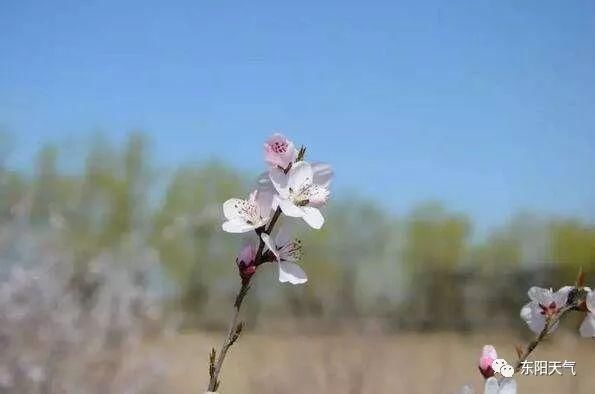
<box><xmin>145</xmin><ymin>330</ymin><xmax>595</xmax><ymax>393</ymax></box>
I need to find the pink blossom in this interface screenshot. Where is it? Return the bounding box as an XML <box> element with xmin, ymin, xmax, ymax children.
<box><xmin>236</xmin><ymin>243</ymin><xmax>257</xmax><ymax>282</ymax></box>
<box><xmin>478</xmin><ymin>345</ymin><xmax>498</xmax><ymax>379</ymax></box>
<box><xmin>263</xmin><ymin>133</ymin><xmax>297</xmax><ymax>169</ymax></box>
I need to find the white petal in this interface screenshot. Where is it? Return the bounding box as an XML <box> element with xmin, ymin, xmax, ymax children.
<box><xmin>483</xmin><ymin>378</ymin><xmax>499</xmax><ymax>394</ymax></box>
<box><xmin>255</xmin><ymin>189</ymin><xmax>274</xmax><ymax>219</ymax></box>
<box><xmin>498</xmin><ymin>378</ymin><xmax>517</xmax><ymax>394</ymax></box>
<box><xmin>312</xmin><ymin>162</ymin><xmax>333</xmax><ymax>187</ymax></box>
<box><xmin>528</xmin><ymin>287</ymin><xmax>551</xmax><ymax>304</ymax></box>
<box><xmin>521</xmin><ymin>302</ymin><xmax>546</xmax><ymax>334</ymax></box>
<box><xmin>579</xmin><ymin>313</ymin><xmax>595</xmax><ymax>338</ymax></box>
<box><xmin>278</xmin><ymin>198</ymin><xmax>305</xmax><ymax>218</ymax></box>
<box><xmin>269</xmin><ymin>167</ymin><xmax>289</xmax><ymax>197</ymax></box>
<box><xmin>278</xmin><ymin>261</ymin><xmax>307</xmax><ymax>284</ymax></box>
<box><xmin>307</xmin><ymin>184</ymin><xmax>330</xmax><ymax>207</ymax></box>
<box><xmin>555</xmin><ymin>286</ymin><xmax>572</xmax><ymax>306</ymax></box>
<box><xmin>301</xmin><ymin>206</ymin><xmax>324</xmax><ymax>229</ymax></box>
<box><xmin>257</xmin><ymin>171</ymin><xmax>273</xmax><ymax>189</ymax></box>
<box><xmin>275</xmin><ymin>226</ymin><xmax>292</xmax><ymax>246</ymax></box>
<box><xmin>260</xmin><ymin>233</ymin><xmax>280</xmax><ymax>260</ymax></box>
<box><xmin>460</xmin><ymin>385</ymin><xmax>475</xmax><ymax>394</ymax></box>
<box><xmin>520</xmin><ymin>302</ymin><xmax>533</xmax><ymax>322</ymax></box>
<box><xmin>223</xmin><ymin>198</ymin><xmax>245</xmax><ymax>220</ymax></box>
<box><xmin>222</xmin><ymin>219</ymin><xmax>255</xmax><ymax>233</ymax></box>
<box><xmin>586</xmin><ymin>290</ymin><xmax>595</xmax><ymax>313</ymax></box>
<box><xmin>558</xmin><ymin>285</ymin><xmax>574</xmax><ymax>295</ymax></box>
<box><xmin>287</xmin><ymin>161</ymin><xmax>313</xmax><ymax>189</ymax></box>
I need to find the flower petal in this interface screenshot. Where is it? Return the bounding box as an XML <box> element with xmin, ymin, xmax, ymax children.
<box><xmin>260</xmin><ymin>233</ymin><xmax>280</xmax><ymax>261</ymax></box>
<box><xmin>278</xmin><ymin>261</ymin><xmax>307</xmax><ymax>284</ymax></box>
<box><xmin>307</xmin><ymin>184</ymin><xmax>330</xmax><ymax>207</ymax></box>
<box><xmin>528</xmin><ymin>287</ymin><xmax>551</xmax><ymax>305</ymax></box>
<box><xmin>222</xmin><ymin>219</ymin><xmax>255</xmax><ymax>233</ymax></box>
<box><xmin>460</xmin><ymin>385</ymin><xmax>475</xmax><ymax>394</ymax></box>
<box><xmin>269</xmin><ymin>168</ymin><xmax>289</xmax><ymax>197</ymax></box>
<box><xmin>278</xmin><ymin>198</ymin><xmax>305</xmax><ymax>218</ymax></box>
<box><xmin>223</xmin><ymin>198</ymin><xmax>246</xmax><ymax>220</ymax></box>
<box><xmin>479</xmin><ymin>345</ymin><xmax>498</xmax><ymax>370</ymax></box>
<box><xmin>264</xmin><ymin>133</ymin><xmax>297</xmax><ymax>168</ymax></box>
<box><xmin>498</xmin><ymin>378</ymin><xmax>517</xmax><ymax>394</ymax></box>
<box><xmin>301</xmin><ymin>206</ymin><xmax>324</xmax><ymax>229</ymax></box>
<box><xmin>254</xmin><ymin>189</ymin><xmax>274</xmax><ymax>219</ymax></box>
<box><xmin>275</xmin><ymin>226</ymin><xmax>292</xmax><ymax>247</ymax></box>
<box><xmin>579</xmin><ymin>313</ymin><xmax>595</xmax><ymax>338</ymax></box>
<box><xmin>521</xmin><ymin>301</ymin><xmax>546</xmax><ymax>334</ymax></box>
<box><xmin>586</xmin><ymin>290</ymin><xmax>595</xmax><ymax>313</ymax></box>
<box><xmin>520</xmin><ymin>302</ymin><xmax>533</xmax><ymax>322</ymax></box>
<box><xmin>287</xmin><ymin>161</ymin><xmax>313</xmax><ymax>190</ymax></box>
<box><xmin>483</xmin><ymin>377</ymin><xmax>499</xmax><ymax>394</ymax></box>
<box><xmin>555</xmin><ymin>286</ymin><xmax>572</xmax><ymax>306</ymax></box>
<box><xmin>312</xmin><ymin>162</ymin><xmax>333</xmax><ymax>187</ymax></box>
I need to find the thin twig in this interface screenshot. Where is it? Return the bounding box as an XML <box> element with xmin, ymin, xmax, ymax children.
<box><xmin>207</xmin><ymin>281</ymin><xmax>250</xmax><ymax>391</ymax></box>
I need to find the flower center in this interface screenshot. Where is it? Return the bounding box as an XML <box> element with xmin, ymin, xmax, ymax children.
<box><xmin>290</xmin><ymin>183</ymin><xmax>329</xmax><ymax>206</ymax></box>
<box><xmin>271</xmin><ymin>141</ymin><xmax>288</xmax><ymax>154</ymax></box>
<box><xmin>278</xmin><ymin>239</ymin><xmax>303</xmax><ymax>261</ymax></box>
<box><xmin>234</xmin><ymin>200</ymin><xmax>260</xmax><ymax>225</ymax></box>
<box><xmin>539</xmin><ymin>301</ymin><xmax>558</xmax><ymax>317</ymax></box>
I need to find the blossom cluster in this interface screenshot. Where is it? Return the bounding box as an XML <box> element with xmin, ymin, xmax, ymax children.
<box><xmin>221</xmin><ymin>133</ymin><xmax>333</xmax><ymax>285</ymax></box>
<box><xmin>520</xmin><ymin>285</ymin><xmax>595</xmax><ymax>338</ymax></box>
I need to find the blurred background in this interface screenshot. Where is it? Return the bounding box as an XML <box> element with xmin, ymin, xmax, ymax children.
<box><xmin>1</xmin><ymin>1</ymin><xmax>594</xmax><ymax>393</ymax></box>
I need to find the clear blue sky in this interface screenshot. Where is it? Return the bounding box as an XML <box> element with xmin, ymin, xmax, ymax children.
<box><xmin>1</xmin><ymin>0</ymin><xmax>594</xmax><ymax>232</ymax></box>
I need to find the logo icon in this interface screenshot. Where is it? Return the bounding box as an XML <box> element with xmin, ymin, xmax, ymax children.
<box><xmin>492</xmin><ymin>358</ymin><xmax>515</xmax><ymax>378</ymax></box>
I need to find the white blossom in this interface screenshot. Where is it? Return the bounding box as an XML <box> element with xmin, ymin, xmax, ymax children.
<box><xmin>269</xmin><ymin>161</ymin><xmax>332</xmax><ymax>229</ymax></box>
<box><xmin>520</xmin><ymin>286</ymin><xmax>572</xmax><ymax>334</ymax></box>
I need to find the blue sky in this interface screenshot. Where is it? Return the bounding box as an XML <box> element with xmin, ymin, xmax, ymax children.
<box><xmin>1</xmin><ymin>0</ymin><xmax>595</xmax><ymax>232</ymax></box>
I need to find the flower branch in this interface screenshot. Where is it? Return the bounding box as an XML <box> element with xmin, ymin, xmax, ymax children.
<box><xmin>513</xmin><ymin>297</ymin><xmax>579</xmax><ymax>373</ymax></box>
<box><xmin>470</xmin><ymin>272</ymin><xmax>594</xmax><ymax>394</ymax></box>
<box><xmin>207</xmin><ymin>135</ymin><xmax>332</xmax><ymax>392</ymax></box>
<box><xmin>512</xmin><ymin>274</ymin><xmax>593</xmax><ymax>377</ymax></box>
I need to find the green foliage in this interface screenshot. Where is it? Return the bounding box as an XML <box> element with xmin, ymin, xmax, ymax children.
<box><xmin>550</xmin><ymin>219</ymin><xmax>595</xmax><ymax>272</ymax></box>
<box><xmin>403</xmin><ymin>202</ymin><xmax>470</xmax><ymax>272</ymax></box>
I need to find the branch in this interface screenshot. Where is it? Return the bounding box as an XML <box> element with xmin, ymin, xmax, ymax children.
<box><xmin>206</xmin><ymin>146</ymin><xmax>306</xmax><ymax>392</ymax></box>
<box><xmin>207</xmin><ymin>281</ymin><xmax>249</xmax><ymax>391</ymax></box>
<box><xmin>513</xmin><ymin>300</ymin><xmax>580</xmax><ymax>373</ymax></box>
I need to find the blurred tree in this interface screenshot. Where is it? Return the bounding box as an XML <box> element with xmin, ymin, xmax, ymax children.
<box><xmin>63</xmin><ymin>133</ymin><xmax>151</xmax><ymax>264</ymax></box>
<box><xmin>151</xmin><ymin>162</ymin><xmax>245</xmax><ymax>319</ymax></box>
<box><xmin>0</xmin><ymin>171</ymin><xmax>27</xmax><ymax>221</ymax></box>
<box><xmin>470</xmin><ymin>230</ymin><xmax>522</xmax><ymax>271</ymax></box>
<box><xmin>403</xmin><ymin>202</ymin><xmax>470</xmax><ymax>271</ymax></box>
<box><xmin>31</xmin><ymin>144</ymin><xmax>59</xmax><ymax>221</ymax></box>
<box><xmin>550</xmin><ymin>219</ymin><xmax>595</xmax><ymax>274</ymax></box>
<box><xmin>401</xmin><ymin>202</ymin><xmax>471</xmax><ymax>329</ymax></box>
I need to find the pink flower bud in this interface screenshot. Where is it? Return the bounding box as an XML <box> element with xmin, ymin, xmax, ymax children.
<box><xmin>236</xmin><ymin>244</ymin><xmax>257</xmax><ymax>282</ymax></box>
<box><xmin>478</xmin><ymin>345</ymin><xmax>498</xmax><ymax>379</ymax></box>
<box><xmin>264</xmin><ymin>133</ymin><xmax>297</xmax><ymax>169</ymax></box>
